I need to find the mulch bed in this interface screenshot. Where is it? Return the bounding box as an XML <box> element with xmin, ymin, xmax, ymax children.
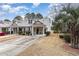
<box><xmin>63</xmin><ymin>43</ymin><xmax>79</xmax><ymax>54</ymax></box>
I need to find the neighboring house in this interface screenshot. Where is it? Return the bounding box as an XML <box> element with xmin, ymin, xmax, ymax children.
<box><xmin>0</xmin><ymin>17</ymin><xmax>52</xmax><ymax>36</ymax></box>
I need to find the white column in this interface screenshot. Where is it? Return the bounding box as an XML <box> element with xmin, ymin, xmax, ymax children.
<box><xmin>22</xmin><ymin>28</ymin><xmax>23</xmax><ymax>32</ymax></box>
<box><xmin>32</xmin><ymin>26</ymin><xmax>34</xmax><ymax>36</ymax></box>
<box><xmin>10</xmin><ymin>27</ymin><xmax>11</xmax><ymax>34</ymax></box>
<box><xmin>22</xmin><ymin>27</ymin><xmax>24</xmax><ymax>32</ymax></box>
<box><xmin>6</xmin><ymin>28</ymin><xmax>7</xmax><ymax>32</ymax></box>
<box><xmin>0</xmin><ymin>27</ymin><xmax>2</xmax><ymax>32</ymax></box>
<box><xmin>25</xmin><ymin>27</ymin><xmax>26</xmax><ymax>35</ymax></box>
<box><xmin>24</xmin><ymin>27</ymin><xmax>26</xmax><ymax>34</ymax></box>
<box><xmin>13</xmin><ymin>28</ymin><xmax>14</xmax><ymax>34</ymax></box>
<box><xmin>43</xmin><ymin>27</ymin><xmax>44</xmax><ymax>35</ymax></box>
<box><xmin>17</xmin><ymin>27</ymin><xmax>19</xmax><ymax>34</ymax></box>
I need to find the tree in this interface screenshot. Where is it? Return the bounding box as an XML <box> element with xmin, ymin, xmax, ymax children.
<box><xmin>25</xmin><ymin>13</ymin><xmax>43</xmax><ymax>20</ymax></box>
<box><xmin>35</xmin><ymin>13</ymin><xmax>43</xmax><ymax>19</ymax></box>
<box><xmin>54</xmin><ymin>12</ymin><xmax>71</xmax><ymax>33</ymax></box>
<box><xmin>4</xmin><ymin>19</ymin><xmax>11</xmax><ymax>22</ymax></box>
<box><xmin>53</xmin><ymin>3</ymin><xmax>79</xmax><ymax>48</ymax></box>
<box><xmin>30</xmin><ymin>13</ymin><xmax>35</xmax><ymax>19</ymax></box>
<box><xmin>13</xmin><ymin>16</ymin><xmax>23</xmax><ymax>22</ymax></box>
<box><xmin>25</xmin><ymin>13</ymin><xmax>31</xmax><ymax>20</ymax></box>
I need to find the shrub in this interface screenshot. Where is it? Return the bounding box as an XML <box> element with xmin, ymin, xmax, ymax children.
<box><xmin>53</xmin><ymin>31</ymin><xmax>58</xmax><ymax>33</ymax></box>
<box><xmin>18</xmin><ymin>31</ymin><xmax>22</xmax><ymax>35</ymax></box>
<box><xmin>26</xmin><ymin>31</ymin><xmax>31</xmax><ymax>35</ymax></box>
<box><xmin>59</xmin><ymin>34</ymin><xmax>64</xmax><ymax>38</ymax></box>
<box><xmin>45</xmin><ymin>31</ymin><xmax>50</xmax><ymax>36</ymax></box>
<box><xmin>21</xmin><ymin>32</ymin><xmax>26</xmax><ymax>35</ymax></box>
<box><xmin>63</xmin><ymin>34</ymin><xmax>71</xmax><ymax>43</ymax></box>
<box><xmin>59</xmin><ymin>34</ymin><xmax>71</xmax><ymax>43</ymax></box>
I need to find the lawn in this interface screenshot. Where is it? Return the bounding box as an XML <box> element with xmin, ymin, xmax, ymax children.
<box><xmin>17</xmin><ymin>32</ymin><xmax>79</xmax><ymax>56</ymax></box>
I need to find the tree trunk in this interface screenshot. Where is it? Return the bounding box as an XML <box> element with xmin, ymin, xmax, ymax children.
<box><xmin>70</xmin><ymin>24</ymin><xmax>79</xmax><ymax>49</ymax></box>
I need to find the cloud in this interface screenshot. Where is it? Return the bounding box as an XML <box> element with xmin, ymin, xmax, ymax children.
<box><xmin>48</xmin><ymin>3</ymin><xmax>63</xmax><ymax>13</ymax></box>
<box><xmin>32</xmin><ymin>3</ymin><xmax>40</xmax><ymax>8</ymax></box>
<box><xmin>0</xmin><ymin>4</ymin><xmax>29</xmax><ymax>14</ymax></box>
<box><xmin>48</xmin><ymin>3</ymin><xmax>63</xmax><ymax>19</ymax></box>
<box><xmin>48</xmin><ymin>3</ymin><xmax>62</xmax><ymax>9</ymax></box>
<box><xmin>10</xmin><ymin>6</ymin><xmax>29</xmax><ymax>13</ymax></box>
<box><xmin>1</xmin><ymin>5</ymin><xmax>11</xmax><ymax>12</ymax></box>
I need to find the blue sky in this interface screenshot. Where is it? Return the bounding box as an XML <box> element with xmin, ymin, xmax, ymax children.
<box><xmin>0</xmin><ymin>3</ymin><xmax>52</xmax><ymax>21</ymax></box>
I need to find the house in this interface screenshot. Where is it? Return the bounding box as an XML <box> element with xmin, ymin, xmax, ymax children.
<box><xmin>0</xmin><ymin>16</ymin><xmax>52</xmax><ymax>36</ymax></box>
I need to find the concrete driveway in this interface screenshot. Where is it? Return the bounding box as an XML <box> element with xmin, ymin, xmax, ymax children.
<box><xmin>0</xmin><ymin>35</ymin><xmax>41</xmax><ymax>56</ymax></box>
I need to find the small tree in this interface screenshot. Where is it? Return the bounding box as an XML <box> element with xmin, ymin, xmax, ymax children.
<box><xmin>35</xmin><ymin>13</ymin><xmax>43</xmax><ymax>19</ymax></box>
<box><xmin>4</xmin><ymin>19</ymin><xmax>11</xmax><ymax>22</ymax></box>
<box><xmin>53</xmin><ymin>4</ymin><xmax>79</xmax><ymax>48</ymax></box>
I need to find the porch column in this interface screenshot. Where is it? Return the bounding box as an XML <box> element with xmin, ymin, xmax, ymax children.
<box><xmin>22</xmin><ymin>27</ymin><xmax>24</xmax><ymax>32</ymax></box>
<box><xmin>25</xmin><ymin>27</ymin><xmax>26</xmax><ymax>35</ymax></box>
<box><xmin>17</xmin><ymin>27</ymin><xmax>19</xmax><ymax>34</ymax></box>
<box><xmin>23</xmin><ymin>27</ymin><xmax>25</xmax><ymax>33</ymax></box>
<box><xmin>32</xmin><ymin>26</ymin><xmax>34</xmax><ymax>36</ymax></box>
<box><xmin>6</xmin><ymin>27</ymin><xmax>8</xmax><ymax>32</ymax></box>
<box><xmin>13</xmin><ymin>28</ymin><xmax>14</xmax><ymax>34</ymax></box>
<box><xmin>10</xmin><ymin>27</ymin><xmax>12</xmax><ymax>34</ymax></box>
<box><xmin>43</xmin><ymin>27</ymin><xmax>45</xmax><ymax>35</ymax></box>
<box><xmin>0</xmin><ymin>27</ymin><xmax>2</xmax><ymax>32</ymax></box>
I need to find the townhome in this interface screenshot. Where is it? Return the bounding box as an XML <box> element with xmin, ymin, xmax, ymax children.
<box><xmin>0</xmin><ymin>16</ymin><xmax>52</xmax><ymax>36</ymax></box>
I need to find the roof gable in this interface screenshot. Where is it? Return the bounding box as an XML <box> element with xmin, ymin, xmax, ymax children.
<box><xmin>33</xmin><ymin>21</ymin><xmax>43</xmax><ymax>25</ymax></box>
<box><xmin>33</xmin><ymin>21</ymin><xmax>46</xmax><ymax>27</ymax></box>
<box><xmin>10</xmin><ymin>22</ymin><xmax>18</xmax><ymax>27</ymax></box>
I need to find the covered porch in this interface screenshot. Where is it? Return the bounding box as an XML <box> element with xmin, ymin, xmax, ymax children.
<box><xmin>32</xmin><ymin>21</ymin><xmax>46</xmax><ymax>36</ymax></box>
<box><xmin>9</xmin><ymin>27</ymin><xmax>31</xmax><ymax>35</ymax></box>
<box><xmin>9</xmin><ymin>22</ymin><xmax>31</xmax><ymax>35</ymax></box>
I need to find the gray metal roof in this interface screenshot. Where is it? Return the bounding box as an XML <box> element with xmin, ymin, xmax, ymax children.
<box><xmin>0</xmin><ymin>17</ymin><xmax>51</xmax><ymax>28</ymax></box>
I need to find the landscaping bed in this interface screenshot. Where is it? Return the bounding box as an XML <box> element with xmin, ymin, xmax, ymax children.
<box><xmin>0</xmin><ymin>32</ymin><xmax>6</xmax><ymax>36</ymax></box>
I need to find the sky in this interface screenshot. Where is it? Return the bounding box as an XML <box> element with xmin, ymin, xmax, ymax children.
<box><xmin>0</xmin><ymin>3</ymin><xmax>79</xmax><ymax>21</ymax></box>
<box><xmin>0</xmin><ymin>3</ymin><xmax>53</xmax><ymax>21</ymax></box>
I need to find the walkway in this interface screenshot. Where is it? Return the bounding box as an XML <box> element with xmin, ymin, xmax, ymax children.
<box><xmin>18</xmin><ymin>33</ymin><xmax>79</xmax><ymax>56</ymax></box>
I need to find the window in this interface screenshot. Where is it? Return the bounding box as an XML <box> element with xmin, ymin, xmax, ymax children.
<box><xmin>28</xmin><ymin>20</ymin><xmax>32</xmax><ymax>24</ymax></box>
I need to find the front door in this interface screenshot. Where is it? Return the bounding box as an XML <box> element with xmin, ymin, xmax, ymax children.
<box><xmin>34</xmin><ymin>27</ymin><xmax>43</xmax><ymax>35</ymax></box>
<box><xmin>36</xmin><ymin>28</ymin><xmax>39</xmax><ymax>34</ymax></box>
